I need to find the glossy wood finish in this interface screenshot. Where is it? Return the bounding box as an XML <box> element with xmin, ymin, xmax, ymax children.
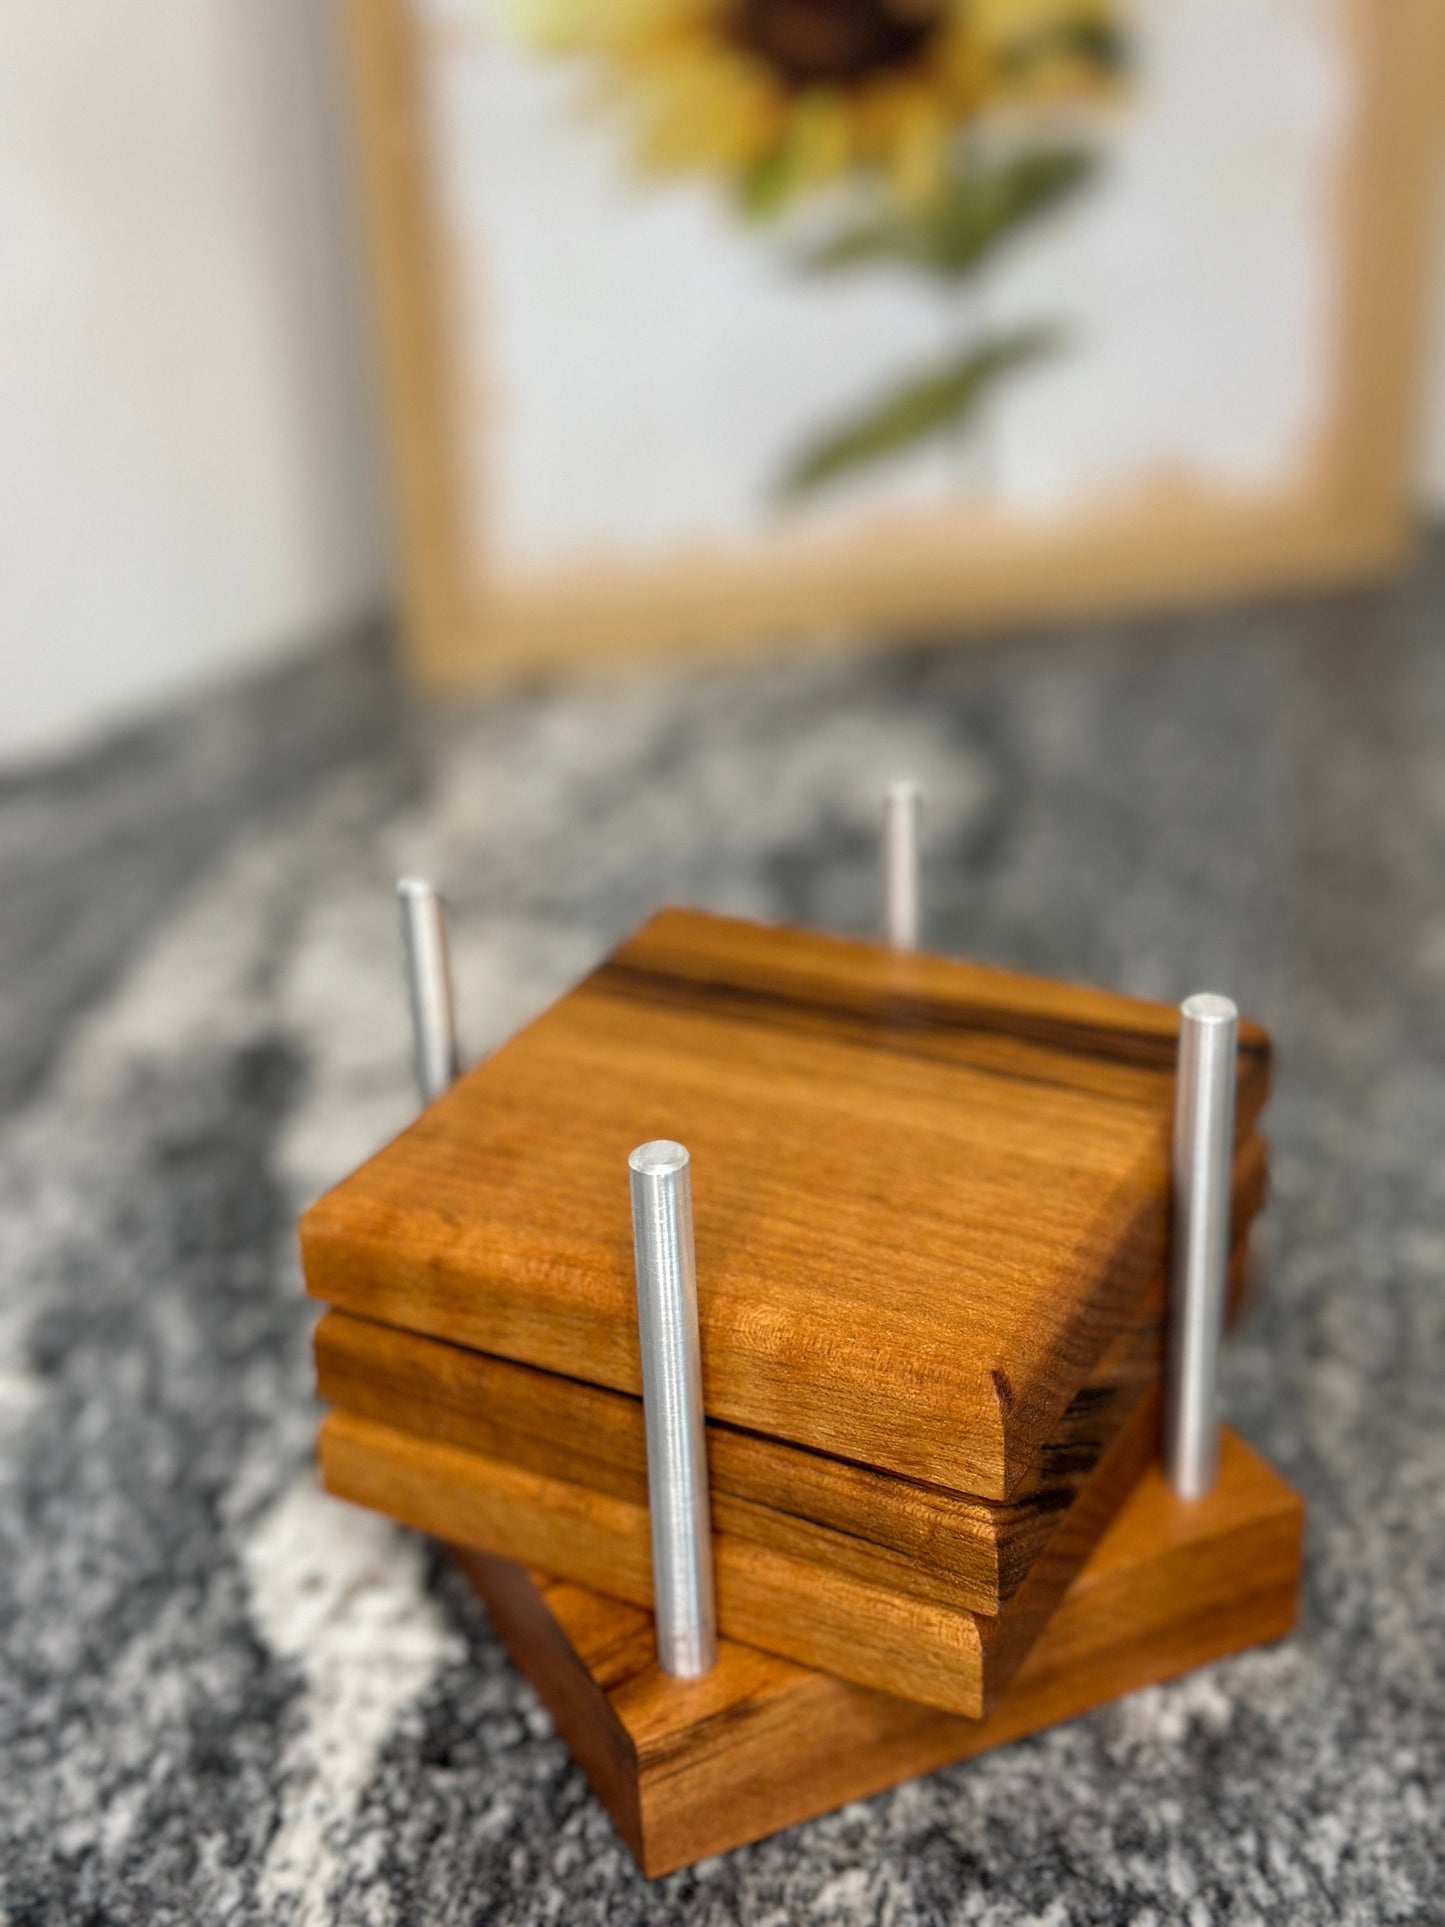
<box><xmin>321</xmin><ymin>1373</ymin><xmax>1162</xmax><ymax>1717</ymax></box>
<box><xmin>456</xmin><ymin>1433</ymin><xmax>1304</xmax><ymax>1878</ymax></box>
<box><xmin>303</xmin><ymin>909</ymin><xmax>1272</xmax><ymax>1499</ymax></box>
<box><xmin>313</xmin><ymin>1201</ymin><xmax>1257</xmax><ymax>1617</ymax></box>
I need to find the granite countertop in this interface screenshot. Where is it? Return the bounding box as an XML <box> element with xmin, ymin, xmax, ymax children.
<box><xmin>2</xmin><ymin>552</ymin><xmax>1443</xmax><ymax>1925</ymax></box>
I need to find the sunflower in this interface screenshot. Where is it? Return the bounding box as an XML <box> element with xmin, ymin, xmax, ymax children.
<box><xmin>510</xmin><ymin>0</ymin><xmax>1123</xmax><ymax>211</ymax></box>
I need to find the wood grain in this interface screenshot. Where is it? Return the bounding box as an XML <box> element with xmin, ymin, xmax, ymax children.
<box><xmin>302</xmin><ymin>909</ymin><xmax>1272</xmax><ymax>1499</ymax></box>
<box><xmin>456</xmin><ymin>1432</ymin><xmax>1304</xmax><ymax>1877</ymax></box>
<box><xmin>338</xmin><ymin>0</ymin><xmax>471</xmax><ymax>677</ymax></box>
<box><xmin>312</xmin><ymin>1178</ymin><xmax>1257</xmax><ymax>1616</ymax></box>
<box><xmin>319</xmin><ymin>1373</ymin><xmax>1159</xmax><ymax>1717</ymax></box>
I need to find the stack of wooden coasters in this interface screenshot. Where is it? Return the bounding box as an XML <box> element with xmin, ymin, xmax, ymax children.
<box><xmin>301</xmin><ymin>897</ymin><xmax>1303</xmax><ymax>1877</ymax></box>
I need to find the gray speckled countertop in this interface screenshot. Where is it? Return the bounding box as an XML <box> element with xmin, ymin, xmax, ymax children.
<box><xmin>2</xmin><ymin>555</ymin><xmax>1443</xmax><ymax>1925</ymax></box>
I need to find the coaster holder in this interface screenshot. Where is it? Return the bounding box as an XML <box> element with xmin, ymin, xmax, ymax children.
<box><xmin>370</xmin><ymin>793</ymin><xmax>1300</xmax><ymax>1872</ymax></box>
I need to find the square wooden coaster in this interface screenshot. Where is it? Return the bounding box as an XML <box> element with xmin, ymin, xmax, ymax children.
<box><xmin>316</xmin><ymin>1216</ymin><xmax>1259</xmax><ymax>1719</ymax></box>
<box><xmin>303</xmin><ymin>908</ymin><xmax>1271</xmax><ymax>1499</ymax></box>
<box><xmin>452</xmin><ymin>1433</ymin><xmax>1303</xmax><ymax>1879</ymax></box>
<box><xmin>321</xmin><ymin>1382</ymin><xmax>1160</xmax><ymax>1719</ymax></box>
<box><xmin>313</xmin><ymin>1181</ymin><xmax>1258</xmax><ymax>1627</ymax></box>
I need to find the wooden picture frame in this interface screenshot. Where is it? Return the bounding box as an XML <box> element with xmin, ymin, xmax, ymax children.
<box><xmin>340</xmin><ymin>0</ymin><xmax>1445</xmax><ymax>689</ymax></box>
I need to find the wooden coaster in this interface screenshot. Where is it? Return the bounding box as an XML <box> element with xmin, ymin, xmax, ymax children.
<box><xmin>312</xmin><ymin>1150</ymin><xmax>1259</xmax><ymax>1624</ymax></box>
<box><xmin>317</xmin><ymin>1211</ymin><xmax>1257</xmax><ymax>1718</ymax></box>
<box><xmin>302</xmin><ymin>907</ymin><xmax>1272</xmax><ymax>1499</ymax></box>
<box><xmin>454</xmin><ymin>1433</ymin><xmax>1303</xmax><ymax>1879</ymax></box>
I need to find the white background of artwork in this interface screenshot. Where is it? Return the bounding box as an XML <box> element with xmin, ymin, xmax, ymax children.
<box><xmin>423</xmin><ymin>0</ymin><xmax>1351</xmax><ymax>573</ymax></box>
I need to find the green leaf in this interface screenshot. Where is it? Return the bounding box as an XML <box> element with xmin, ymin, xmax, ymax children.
<box><xmin>997</xmin><ymin>22</ymin><xmax>1129</xmax><ymax>82</ymax></box>
<box><xmin>801</xmin><ymin>147</ymin><xmax>1099</xmax><ymax>279</ymax></box>
<box><xmin>738</xmin><ymin>149</ymin><xmax>795</xmax><ymax>222</ymax></box>
<box><xmin>776</xmin><ymin>326</ymin><xmax>1061</xmax><ymax>499</ymax></box>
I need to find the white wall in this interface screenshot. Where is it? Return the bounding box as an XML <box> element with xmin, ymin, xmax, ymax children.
<box><xmin>0</xmin><ymin>0</ymin><xmax>387</xmax><ymax>767</ymax></box>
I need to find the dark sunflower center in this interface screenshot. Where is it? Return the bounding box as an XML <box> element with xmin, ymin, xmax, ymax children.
<box><xmin>732</xmin><ymin>0</ymin><xmax>946</xmax><ymax>87</ymax></box>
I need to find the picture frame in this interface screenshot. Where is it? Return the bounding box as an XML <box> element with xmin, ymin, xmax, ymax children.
<box><xmin>340</xmin><ymin>0</ymin><xmax>1445</xmax><ymax>687</ymax></box>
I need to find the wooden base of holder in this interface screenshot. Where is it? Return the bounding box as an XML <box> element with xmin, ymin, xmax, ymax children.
<box><xmin>455</xmin><ymin>1432</ymin><xmax>1303</xmax><ymax>1879</ymax></box>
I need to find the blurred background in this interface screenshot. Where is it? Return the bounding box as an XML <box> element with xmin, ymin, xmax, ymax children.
<box><xmin>3</xmin><ymin>5</ymin><xmax>1445</xmax><ymax>1922</ymax></box>
<box><xmin>1</xmin><ymin>0</ymin><xmax>384</xmax><ymax>765</ymax></box>
<box><xmin>2</xmin><ymin>0</ymin><xmax>1443</xmax><ymax>760</ymax></box>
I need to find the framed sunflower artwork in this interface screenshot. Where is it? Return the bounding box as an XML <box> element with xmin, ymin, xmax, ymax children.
<box><xmin>342</xmin><ymin>0</ymin><xmax>1445</xmax><ymax>685</ymax></box>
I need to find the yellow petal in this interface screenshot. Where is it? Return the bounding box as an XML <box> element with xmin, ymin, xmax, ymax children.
<box><xmin>785</xmin><ymin>90</ymin><xmax>854</xmax><ymax>193</ymax></box>
<box><xmin>632</xmin><ymin>48</ymin><xmax>782</xmax><ymax>171</ymax></box>
<box><xmin>888</xmin><ymin>94</ymin><xmax>953</xmax><ymax>206</ymax></box>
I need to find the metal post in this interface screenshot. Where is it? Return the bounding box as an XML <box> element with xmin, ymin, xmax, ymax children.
<box><xmin>397</xmin><ymin>878</ymin><xmax>459</xmax><ymax>1104</ymax></box>
<box><xmin>628</xmin><ymin>1141</ymin><xmax>717</xmax><ymax>1677</ymax></box>
<box><xmin>1164</xmin><ymin>993</ymin><xmax>1238</xmax><ymax>1498</ymax></box>
<box><xmin>882</xmin><ymin>780</ymin><xmax>921</xmax><ymax>951</ymax></box>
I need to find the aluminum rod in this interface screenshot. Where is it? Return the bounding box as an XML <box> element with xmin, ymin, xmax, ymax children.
<box><xmin>882</xmin><ymin>780</ymin><xmax>921</xmax><ymax>951</ymax></box>
<box><xmin>1164</xmin><ymin>992</ymin><xmax>1239</xmax><ymax>1498</ymax></box>
<box><xmin>396</xmin><ymin>877</ymin><xmax>460</xmax><ymax>1104</ymax></box>
<box><xmin>628</xmin><ymin>1141</ymin><xmax>717</xmax><ymax>1678</ymax></box>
